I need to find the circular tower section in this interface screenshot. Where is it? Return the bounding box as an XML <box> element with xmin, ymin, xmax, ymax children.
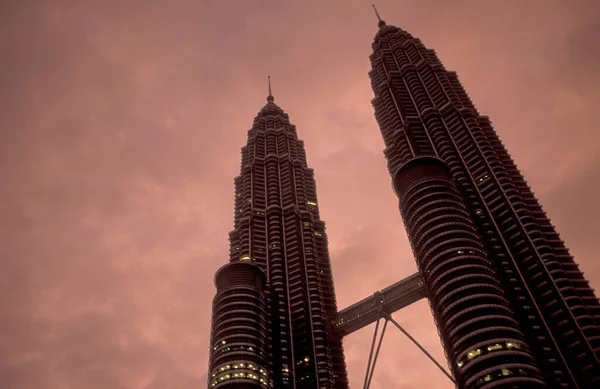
<box><xmin>393</xmin><ymin>157</ymin><xmax>545</xmax><ymax>389</ymax></box>
<box><xmin>208</xmin><ymin>261</ymin><xmax>272</xmax><ymax>389</ymax></box>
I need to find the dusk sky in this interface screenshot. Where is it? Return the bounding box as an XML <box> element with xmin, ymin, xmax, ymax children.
<box><xmin>1</xmin><ymin>1</ymin><xmax>599</xmax><ymax>388</ymax></box>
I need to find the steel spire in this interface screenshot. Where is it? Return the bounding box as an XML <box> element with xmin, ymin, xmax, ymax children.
<box><xmin>267</xmin><ymin>76</ymin><xmax>274</xmax><ymax>102</ymax></box>
<box><xmin>372</xmin><ymin>4</ymin><xmax>386</xmax><ymax>27</ymax></box>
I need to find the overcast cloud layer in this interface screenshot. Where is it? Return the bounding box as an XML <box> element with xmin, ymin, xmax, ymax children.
<box><xmin>1</xmin><ymin>1</ymin><xmax>599</xmax><ymax>388</ymax></box>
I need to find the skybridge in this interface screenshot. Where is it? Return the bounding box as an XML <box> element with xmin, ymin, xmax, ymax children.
<box><xmin>332</xmin><ymin>272</ymin><xmax>456</xmax><ymax>388</ymax></box>
<box><xmin>332</xmin><ymin>272</ymin><xmax>426</xmax><ymax>336</ymax></box>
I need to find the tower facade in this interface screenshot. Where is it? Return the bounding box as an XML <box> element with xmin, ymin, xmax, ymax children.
<box><xmin>368</xmin><ymin>10</ymin><xmax>600</xmax><ymax>389</ymax></box>
<box><xmin>208</xmin><ymin>88</ymin><xmax>349</xmax><ymax>389</ymax></box>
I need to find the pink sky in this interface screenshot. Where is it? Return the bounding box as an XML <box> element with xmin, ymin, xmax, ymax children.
<box><xmin>1</xmin><ymin>1</ymin><xmax>599</xmax><ymax>388</ymax></box>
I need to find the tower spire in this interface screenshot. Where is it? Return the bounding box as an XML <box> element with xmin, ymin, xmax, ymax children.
<box><xmin>267</xmin><ymin>75</ymin><xmax>274</xmax><ymax>102</ymax></box>
<box><xmin>372</xmin><ymin>4</ymin><xmax>386</xmax><ymax>28</ymax></box>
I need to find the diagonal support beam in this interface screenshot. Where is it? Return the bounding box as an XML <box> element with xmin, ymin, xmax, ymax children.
<box><xmin>383</xmin><ymin>312</ymin><xmax>456</xmax><ymax>384</ymax></box>
<box><xmin>360</xmin><ymin>312</ymin><xmax>455</xmax><ymax>387</ymax></box>
<box><xmin>363</xmin><ymin>318</ymin><xmax>380</xmax><ymax>389</ymax></box>
<box><xmin>363</xmin><ymin>318</ymin><xmax>388</xmax><ymax>389</ymax></box>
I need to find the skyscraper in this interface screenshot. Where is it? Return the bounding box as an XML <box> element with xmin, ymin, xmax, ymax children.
<box><xmin>368</xmin><ymin>7</ymin><xmax>600</xmax><ymax>389</ymax></box>
<box><xmin>207</xmin><ymin>82</ymin><xmax>349</xmax><ymax>389</ymax></box>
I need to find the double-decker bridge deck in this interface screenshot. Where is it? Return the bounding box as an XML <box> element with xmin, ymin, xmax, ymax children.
<box><xmin>331</xmin><ymin>272</ymin><xmax>426</xmax><ymax>336</ymax></box>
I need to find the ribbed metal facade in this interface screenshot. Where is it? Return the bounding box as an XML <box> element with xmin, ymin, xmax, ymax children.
<box><xmin>368</xmin><ymin>16</ymin><xmax>600</xmax><ymax>389</ymax></box>
<box><xmin>208</xmin><ymin>94</ymin><xmax>348</xmax><ymax>389</ymax></box>
<box><xmin>209</xmin><ymin>262</ymin><xmax>270</xmax><ymax>389</ymax></box>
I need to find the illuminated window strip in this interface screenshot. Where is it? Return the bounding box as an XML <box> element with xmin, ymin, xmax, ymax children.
<box><xmin>456</xmin><ymin>341</ymin><xmax>523</xmax><ymax>369</ymax></box>
<box><xmin>210</xmin><ymin>367</ymin><xmax>273</xmax><ymax>388</ymax></box>
<box><xmin>211</xmin><ymin>362</ymin><xmax>270</xmax><ymax>380</ymax></box>
<box><xmin>212</xmin><ymin>344</ymin><xmax>263</xmax><ymax>355</ymax></box>
<box><xmin>474</xmin><ymin>367</ymin><xmax>531</xmax><ymax>386</ymax></box>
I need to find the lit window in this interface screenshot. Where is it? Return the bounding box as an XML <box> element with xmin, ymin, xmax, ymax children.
<box><xmin>307</xmin><ymin>201</ymin><xmax>317</xmax><ymax>206</ymax></box>
<box><xmin>240</xmin><ymin>256</ymin><xmax>251</xmax><ymax>261</ymax></box>
<box><xmin>314</xmin><ymin>232</ymin><xmax>322</xmax><ymax>237</ymax></box>
<box><xmin>484</xmin><ymin>374</ymin><xmax>492</xmax><ymax>382</ymax></box>
<box><xmin>467</xmin><ymin>349</ymin><xmax>482</xmax><ymax>359</ymax></box>
<box><xmin>487</xmin><ymin>344</ymin><xmax>503</xmax><ymax>351</ymax></box>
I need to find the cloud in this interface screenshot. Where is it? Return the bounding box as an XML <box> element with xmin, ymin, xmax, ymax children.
<box><xmin>0</xmin><ymin>1</ymin><xmax>598</xmax><ymax>389</ymax></box>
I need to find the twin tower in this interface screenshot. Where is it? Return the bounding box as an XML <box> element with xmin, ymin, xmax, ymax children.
<box><xmin>206</xmin><ymin>10</ymin><xmax>600</xmax><ymax>389</ymax></box>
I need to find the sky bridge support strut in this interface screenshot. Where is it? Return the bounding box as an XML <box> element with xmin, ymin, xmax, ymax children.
<box><xmin>362</xmin><ymin>312</ymin><xmax>456</xmax><ymax>389</ymax></box>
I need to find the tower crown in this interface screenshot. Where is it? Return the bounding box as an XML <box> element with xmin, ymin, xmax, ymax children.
<box><xmin>257</xmin><ymin>76</ymin><xmax>288</xmax><ymax>118</ymax></box>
